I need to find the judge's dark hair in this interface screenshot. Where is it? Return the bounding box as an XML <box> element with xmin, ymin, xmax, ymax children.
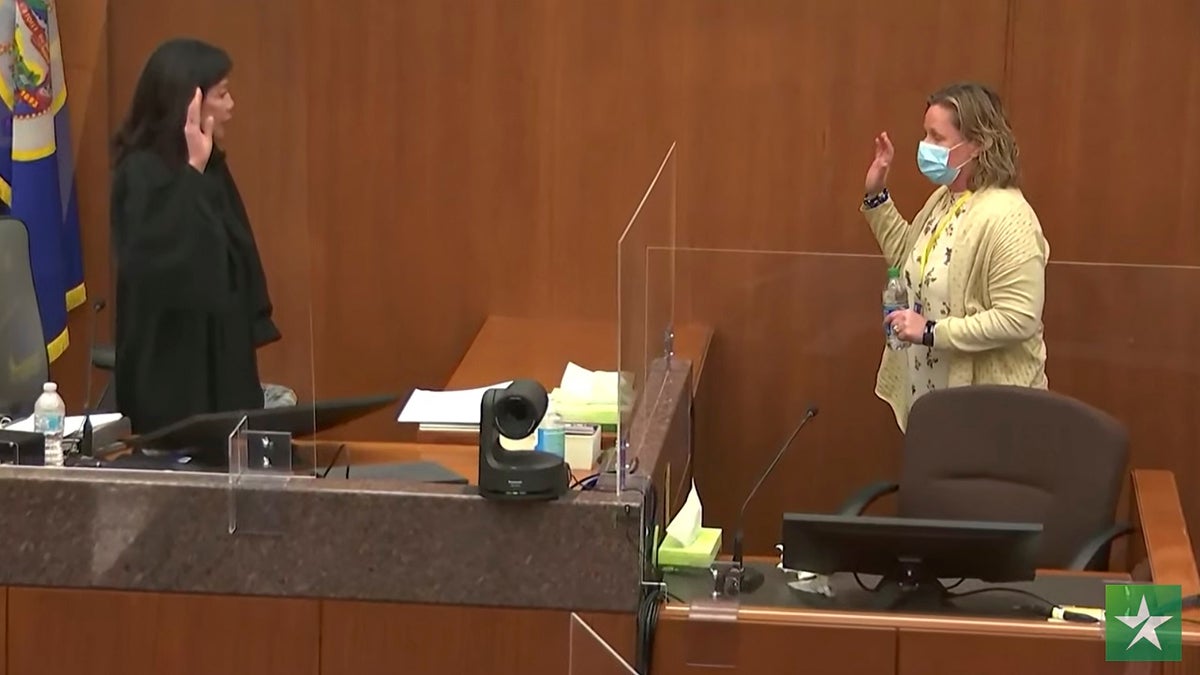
<box><xmin>111</xmin><ymin>38</ymin><xmax>232</xmax><ymax>168</ymax></box>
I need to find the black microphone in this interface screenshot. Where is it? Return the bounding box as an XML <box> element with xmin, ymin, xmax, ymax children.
<box><xmin>730</xmin><ymin>403</ymin><xmax>819</xmax><ymax>594</ymax></box>
<box><xmin>79</xmin><ymin>299</ymin><xmax>106</xmax><ymax>457</ymax></box>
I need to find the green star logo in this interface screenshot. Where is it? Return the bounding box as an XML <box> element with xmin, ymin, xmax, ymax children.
<box><xmin>1105</xmin><ymin>584</ymin><xmax>1182</xmax><ymax>662</ymax></box>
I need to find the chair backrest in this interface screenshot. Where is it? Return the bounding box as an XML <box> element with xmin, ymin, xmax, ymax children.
<box><xmin>0</xmin><ymin>217</ymin><xmax>48</xmax><ymax>418</ymax></box>
<box><xmin>899</xmin><ymin>385</ymin><xmax>1129</xmax><ymax>569</ymax></box>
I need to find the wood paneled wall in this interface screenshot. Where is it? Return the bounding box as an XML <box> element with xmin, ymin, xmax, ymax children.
<box><xmin>53</xmin><ymin>0</ymin><xmax>111</xmax><ymax>409</ymax></box>
<box><xmin>53</xmin><ymin>0</ymin><xmax>1200</xmax><ymax>556</ymax></box>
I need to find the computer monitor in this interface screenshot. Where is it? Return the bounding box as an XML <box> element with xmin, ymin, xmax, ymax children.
<box><xmin>782</xmin><ymin>512</ymin><xmax>1042</xmax><ymax>608</ymax></box>
<box><xmin>127</xmin><ymin>393</ymin><xmax>400</xmax><ymax>462</ymax></box>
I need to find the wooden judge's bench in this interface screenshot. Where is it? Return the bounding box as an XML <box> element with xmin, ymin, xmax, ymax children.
<box><xmin>0</xmin><ymin>316</ymin><xmax>1196</xmax><ymax>674</ymax></box>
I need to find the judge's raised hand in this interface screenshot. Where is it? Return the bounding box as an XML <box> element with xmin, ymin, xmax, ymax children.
<box><xmin>865</xmin><ymin>132</ymin><xmax>894</xmax><ymax>196</ymax></box>
<box><xmin>185</xmin><ymin>88</ymin><xmax>214</xmax><ymax>172</ymax></box>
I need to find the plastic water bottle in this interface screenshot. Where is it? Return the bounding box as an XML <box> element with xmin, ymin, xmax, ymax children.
<box><xmin>536</xmin><ymin>406</ymin><xmax>566</xmax><ymax>458</ymax></box>
<box><xmin>883</xmin><ymin>266</ymin><xmax>910</xmax><ymax>351</ymax></box>
<box><xmin>33</xmin><ymin>382</ymin><xmax>66</xmax><ymax>466</ymax></box>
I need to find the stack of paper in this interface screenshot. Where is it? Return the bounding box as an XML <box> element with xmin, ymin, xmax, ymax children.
<box><xmin>396</xmin><ymin>381</ymin><xmax>513</xmax><ymax>427</ymax></box>
<box><xmin>549</xmin><ymin>362</ymin><xmax>626</xmax><ymax>428</ymax></box>
<box><xmin>395</xmin><ymin>362</ymin><xmax>633</xmax><ymax>431</ymax></box>
<box><xmin>1</xmin><ymin>412</ymin><xmax>124</xmax><ymax>437</ymax></box>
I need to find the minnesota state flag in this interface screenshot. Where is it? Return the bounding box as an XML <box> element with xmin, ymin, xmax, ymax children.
<box><xmin>0</xmin><ymin>0</ymin><xmax>84</xmax><ymax>364</ymax></box>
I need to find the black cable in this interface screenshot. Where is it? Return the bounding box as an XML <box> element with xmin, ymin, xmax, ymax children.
<box><xmin>852</xmin><ymin>580</ymin><xmax>1100</xmax><ymax>624</ymax></box>
<box><xmin>948</xmin><ymin>586</ymin><xmax>1100</xmax><ymax>624</ymax></box>
<box><xmin>636</xmin><ymin>586</ymin><xmax>662</xmax><ymax>674</ymax></box>
<box><xmin>634</xmin><ymin>484</ymin><xmax>663</xmax><ymax>675</ymax></box>
<box><xmin>570</xmin><ymin>472</ymin><xmax>599</xmax><ymax>490</ymax></box>
<box><xmin>315</xmin><ymin>443</ymin><xmax>346</xmax><ymax>478</ymax></box>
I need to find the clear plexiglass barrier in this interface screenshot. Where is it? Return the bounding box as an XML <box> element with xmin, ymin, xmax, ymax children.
<box><xmin>654</xmin><ymin>248</ymin><xmax>1200</xmax><ymax>540</ymax></box>
<box><xmin>620</xmin><ymin>242</ymin><xmax>1200</xmax><ymax>669</ymax></box>
<box><xmin>615</xmin><ymin>143</ymin><xmax>677</xmax><ymax>495</ymax></box>
<box><xmin>227</xmin><ymin>413</ymin><xmax>311</xmax><ymax>536</ymax></box>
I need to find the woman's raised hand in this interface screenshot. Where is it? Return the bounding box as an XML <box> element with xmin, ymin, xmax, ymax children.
<box><xmin>865</xmin><ymin>132</ymin><xmax>894</xmax><ymax>195</ymax></box>
<box><xmin>184</xmin><ymin>88</ymin><xmax>214</xmax><ymax>171</ymax></box>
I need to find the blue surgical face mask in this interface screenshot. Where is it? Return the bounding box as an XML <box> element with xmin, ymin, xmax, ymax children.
<box><xmin>917</xmin><ymin>141</ymin><xmax>965</xmax><ymax>186</ymax></box>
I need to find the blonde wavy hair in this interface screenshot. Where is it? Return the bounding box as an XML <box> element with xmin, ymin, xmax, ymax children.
<box><xmin>927</xmin><ymin>82</ymin><xmax>1020</xmax><ymax>190</ymax></box>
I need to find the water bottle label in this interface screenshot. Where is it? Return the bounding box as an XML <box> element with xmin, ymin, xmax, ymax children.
<box><xmin>882</xmin><ymin>303</ymin><xmax>906</xmax><ymax>337</ymax></box>
<box><xmin>34</xmin><ymin>414</ymin><xmax>63</xmax><ymax>432</ymax></box>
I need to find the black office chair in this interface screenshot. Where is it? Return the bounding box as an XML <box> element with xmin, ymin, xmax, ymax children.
<box><xmin>90</xmin><ymin>334</ymin><xmax>117</xmax><ymax>412</ymax></box>
<box><xmin>0</xmin><ymin>217</ymin><xmax>50</xmax><ymax>419</ymax></box>
<box><xmin>838</xmin><ymin>385</ymin><xmax>1132</xmax><ymax>571</ymax></box>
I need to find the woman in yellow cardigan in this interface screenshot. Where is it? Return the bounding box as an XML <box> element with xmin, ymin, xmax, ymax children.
<box><xmin>861</xmin><ymin>82</ymin><xmax>1049</xmax><ymax>430</ymax></box>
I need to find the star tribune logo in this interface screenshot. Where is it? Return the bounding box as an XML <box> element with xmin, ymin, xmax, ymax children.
<box><xmin>1105</xmin><ymin>584</ymin><xmax>1182</xmax><ymax>662</ymax></box>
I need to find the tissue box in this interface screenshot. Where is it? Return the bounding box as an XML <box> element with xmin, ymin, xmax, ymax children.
<box><xmin>657</xmin><ymin>527</ymin><xmax>722</xmax><ymax>569</ymax></box>
<box><xmin>498</xmin><ymin>424</ymin><xmax>601</xmax><ymax>473</ymax></box>
<box><xmin>564</xmin><ymin>424</ymin><xmax>601</xmax><ymax>471</ymax></box>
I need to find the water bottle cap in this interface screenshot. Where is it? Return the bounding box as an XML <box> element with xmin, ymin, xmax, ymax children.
<box><xmin>887</xmin><ymin>266</ymin><xmax>901</xmax><ymax>278</ymax></box>
<box><xmin>43</xmin><ymin>382</ymin><xmax>57</xmax><ymax>392</ymax></box>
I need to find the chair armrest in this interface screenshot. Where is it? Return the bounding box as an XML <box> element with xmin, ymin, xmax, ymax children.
<box><xmin>1067</xmin><ymin>522</ymin><xmax>1135</xmax><ymax>571</ymax></box>
<box><xmin>91</xmin><ymin>345</ymin><xmax>115</xmax><ymax>370</ymax></box>
<box><xmin>837</xmin><ymin>481</ymin><xmax>900</xmax><ymax>516</ymax></box>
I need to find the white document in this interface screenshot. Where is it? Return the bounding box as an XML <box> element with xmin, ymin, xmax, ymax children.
<box><xmin>559</xmin><ymin>362</ymin><xmax>620</xmax><ymax>404</ymax></box>
<box><xmin>396</xmin><ymin>381</ymin><xmax>513</xmax><ymax>425</ymax></box>
<box><xmin>2</xmin><ymin>412</ymin><xmax>124</xmax><ymax>437</ymax></box>
<box><xmin>664</xmin><ymin>479</ymin><xmax>703</xmax><ymax>547</ymax></box>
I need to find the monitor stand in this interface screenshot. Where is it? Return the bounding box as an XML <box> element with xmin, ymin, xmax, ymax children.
<box><xmin>865</xmin><ymin>558</ymin><xmax>955</xmax><ymax>612</ymax></box>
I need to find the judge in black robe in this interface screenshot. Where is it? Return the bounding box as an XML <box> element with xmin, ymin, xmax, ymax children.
<box><xmin>110</xmin><ymin>38</ymin><xmax>279</xmax><ymax>434</ymax></box>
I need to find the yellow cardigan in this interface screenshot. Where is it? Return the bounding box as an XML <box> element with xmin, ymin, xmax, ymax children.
<box><xmin>862</xmin><ymin>186</ymin><xmax>1050</xmax><ymax>431</ymax></box>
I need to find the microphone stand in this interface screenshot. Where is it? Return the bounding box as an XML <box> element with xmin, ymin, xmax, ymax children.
<box><xmin>714</xmin><ymin>405</ymin><xmax>819</xmax><ymax>597</ymax></box>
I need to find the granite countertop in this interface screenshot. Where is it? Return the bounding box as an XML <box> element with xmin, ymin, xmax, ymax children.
<box><xmin>0</xmin><ymin>465</ymin><xmax>646</xmax><ymax>612</ymax></box>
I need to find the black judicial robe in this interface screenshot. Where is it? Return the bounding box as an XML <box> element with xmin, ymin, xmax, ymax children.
<box><xmin>110</xmin><ymin>147</ymin><xmax>280</xmax><ymax>434</ymax></box>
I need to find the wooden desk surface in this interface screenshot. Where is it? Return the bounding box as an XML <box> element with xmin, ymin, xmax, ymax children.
<box><xmin>444</xmin><ymin>315</ymin><xmax>712</xmax><ymax>392</ymax></box>
<box><xmin>654</xmin><ymin>564</ymin><xmax>1200</xmax><ymax>674</ymax></box>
